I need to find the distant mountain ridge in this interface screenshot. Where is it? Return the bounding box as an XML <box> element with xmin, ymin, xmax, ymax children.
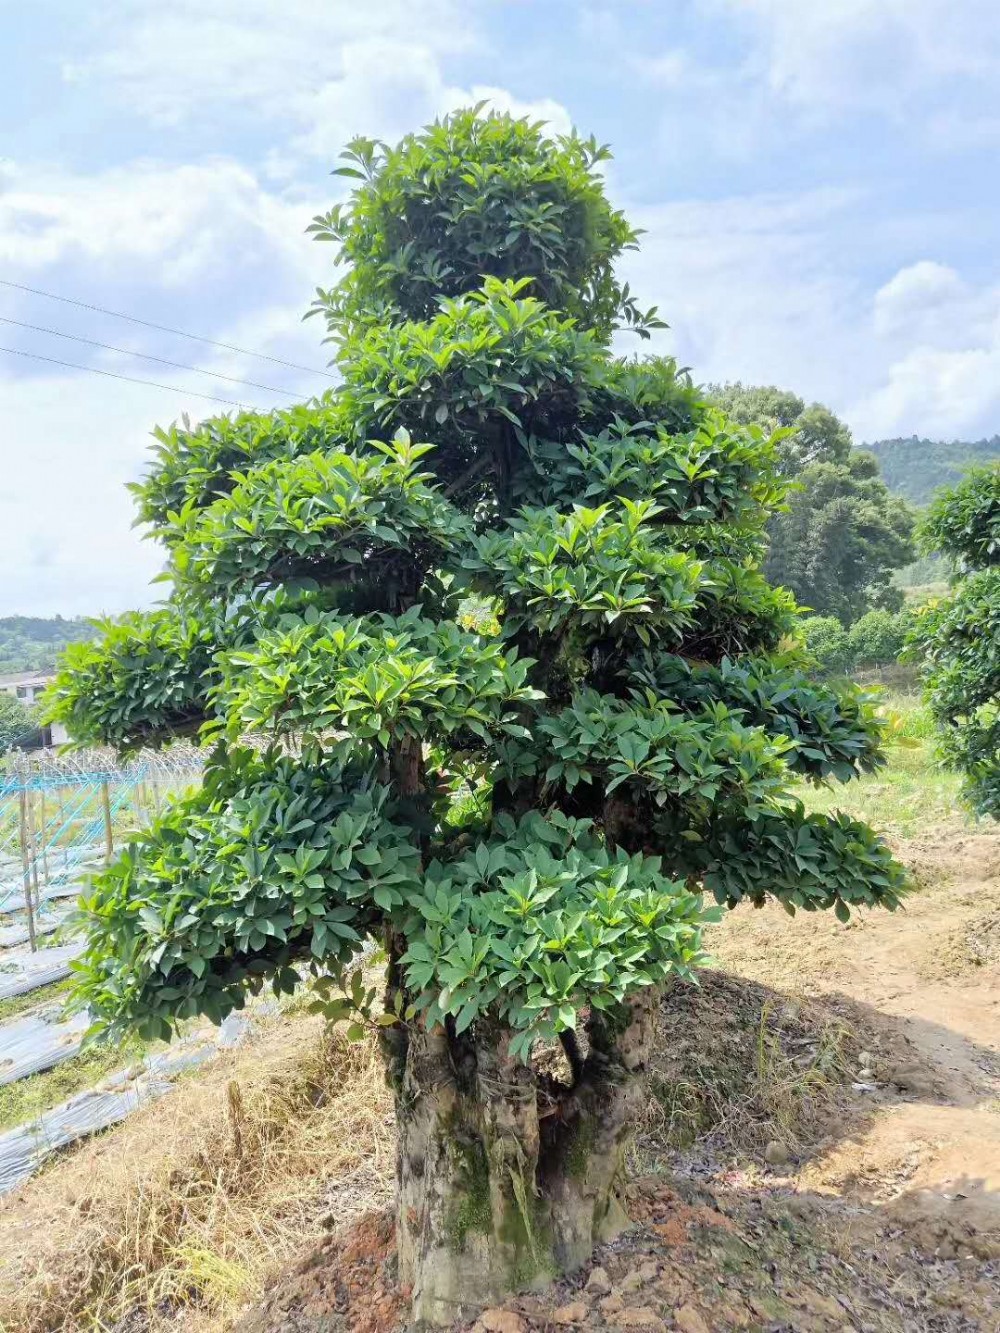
<box><xmin>0</xmin><ymin>616</ymin><xmax>99</xmax><ymax>675</ymax></box>
<box><xmin>866</xmin><ymin>435</ymin><xmax>1000</xmax><ymax>506</ymax></box>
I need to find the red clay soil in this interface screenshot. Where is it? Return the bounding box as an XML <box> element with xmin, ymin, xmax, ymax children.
<box><xmin>235</xmin><ymin>1172</ymin><xmax>999</xmax><ymax>1333</ymax></box>
<box><xmin>237</xmin><ymin>1210</ymin><xmax>405</xmax><ymax>1333</ymax></box>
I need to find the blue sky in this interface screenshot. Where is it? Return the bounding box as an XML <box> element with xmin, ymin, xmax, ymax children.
<box><xmin>2</xmin><ymin>0</ymin><xmax>999</xmax><ymax>615</ymax></box>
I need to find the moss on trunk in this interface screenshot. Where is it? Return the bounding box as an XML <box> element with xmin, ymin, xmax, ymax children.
<box><xmin>395</xmin><ymin>989</ymin><xmax>660</xmax><ymax>1325</ymax></box>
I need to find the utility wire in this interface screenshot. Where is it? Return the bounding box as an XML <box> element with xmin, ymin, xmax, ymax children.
<box><xmin>0</xmin><ymin>345</ymin><xmax>250</xmax><ymax>409</ymax></box>
<box><xmin>0</xmin><ymin>316</ymin><xmax>300</xmax><ymax>398</ymax></box>
<box><xmin>0</xmin><ymin>278</ymin><xmax>338</xmax><ymax>379</ymax></box>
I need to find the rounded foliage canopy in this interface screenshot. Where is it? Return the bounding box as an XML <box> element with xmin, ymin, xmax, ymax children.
<box><xmin>51</xmin><ymin>109</ymin><xmax>906</xmax><ymax>1051</ymax></box>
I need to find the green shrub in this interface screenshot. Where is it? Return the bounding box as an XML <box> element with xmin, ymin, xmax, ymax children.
<box><xmin>847</xmin><ymin>609</ymin><xmax>914</xmax><ymax>668</ymax></box>
<box><xmin>799</xmin><ymin>615</ymin><xmax>853</xmax><ymax>675</ymax></box>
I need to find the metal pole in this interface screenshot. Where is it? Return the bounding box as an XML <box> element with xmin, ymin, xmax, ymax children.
<box><xmin>18</xmin><ymin>790</ymin><xmax>37</xmax><ymax>953</ymax></box>
<box><xmin>101</xmin><ymin>781</ymin><xmax>114</xmax><ymax>865</ymax></box>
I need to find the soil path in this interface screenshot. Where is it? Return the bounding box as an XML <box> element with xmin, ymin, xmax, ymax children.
<box><xmin>708</xmin><ymin>819</ymin><xmax>1000</xmax><ymax>1241</ymax></box>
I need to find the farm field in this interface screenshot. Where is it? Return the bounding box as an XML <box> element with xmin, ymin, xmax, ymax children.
<box><xmin>0</xmin><ymin>693</ymin><xmax>997</xmax><ymax>1332</ymax></box>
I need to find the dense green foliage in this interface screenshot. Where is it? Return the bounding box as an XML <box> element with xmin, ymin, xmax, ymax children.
<box><xmin>709</xmin><ymin>384</ymin><xmax>915</xmax><ymax>622</ymax></box>
<box><xmin>867</xmin><ymin>435</ymin><xmax>1000</xmax><ymax>506</ymax></box>
<box><xmin>847</xmin><ymin>609</ymin><xmax>915</xmax><ymax>669</ymax></box>
<box><xmin>914</xmin><ymin>464</ymin><xmax>1000</xmax><ymax>817</ymax></box>
<box><xmin>766</xmin><ymin>453</ymin><xmax>914</xmax><ymax>622</ymax></box>
<box><xmin>306</xmin><ymin>111</ymin><xmax>663</xmax><ymax>343</ymax></box>
<box><xmin>922</xmin><ymin>465</ymin><xmax>1000</xmax><ymax>568</ymax></box>
<box><xmin>799</xmin><ymin>615</ymin><xmax>853</xmax><ymax>676</ymax></box>
<box><xmin>707</xmin><ymin>383</ymin><xmax>852</xmax><ymax>472</ymax></box>
<box><xmin>800</xmin><ymin>609</ymin><xmax>916</xmax><ymax>677</ymax></box>
<box><xmin>52</xmin><ymin>109</ymin><xmax>906</xmax><ymax>1056</ymax></box>
<box><xmin>0</xmin><ymin>692</ymin><xmax>38</xmax><ymax>752</ymax></box>
<box><xmin>0</xmin><ymin>616</ymin><xmax>98</xmax><ymax>675</ymax></box>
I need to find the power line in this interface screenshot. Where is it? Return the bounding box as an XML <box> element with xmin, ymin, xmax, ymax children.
<box><xmin>0</xmin><ymin>278</ymin><xmax>338</xmax><ymax>379</ymax></box>
<box><xmin>0</xmin><ymin>315</ymin><xmax>300</xmax><ymax>398</ymax></box>
<box><xmin>0</xmin><ymin>345</ymin><xmax>250</xmax><ymax>409</ymax></box>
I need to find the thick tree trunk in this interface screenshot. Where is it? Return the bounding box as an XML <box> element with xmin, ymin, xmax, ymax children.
<box><xmin>393</xmin><ymin>988</ymin><xmax>661</xmax><ymax>1326</ymax></box>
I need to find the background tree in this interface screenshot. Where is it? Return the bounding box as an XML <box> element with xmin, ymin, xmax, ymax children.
<box><xmin>0</xmin><ymin>692</ymin><xmax>37</xmax><ymax>753</ymax></box>
<box><xmin>51</xmin><ymin>111</ymin><xmax>906</xmax><ymax>1324</ymax></box>
<box><xmin>799</xmin><ymin>615</ymin><xmax>853</xmax><ymax>676</ymax></box>
<box><xmin>708</xmin><ymin>382</ymin><xmax>852</xmax><ymax>471</ymax></box>
<box><xmin>867</xmin><ymin>434</ymin><xmax>1000</xmax><ymax>506</ymax></box>
<box><xmin>914</xmin><ymin>463</ymin><xmax>1000</xmax><ymax>817</ymax></box>
<box><xmin>847</xmin><ymin>608</ymin><xmax>914</xmax><ymax>671</ymax></box>
<box><xmin>709</xmin><ymin>384</ymin><xmax>915</xmax><ymax>622</ymax></box>
<box><xmin>0</xmin><ymin>615</ymin><xmax>98</xmax><ymax>674</ymax></box>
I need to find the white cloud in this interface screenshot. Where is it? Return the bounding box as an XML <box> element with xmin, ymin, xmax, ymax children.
<box><xmin>1</xmin><ymin>370</ymin><xmax>173</xmax><ymax>617</ymax></box>
<box><xmin>618</xmin><ymin>186</ymin><xmax>863</xmax><ymax>403</ymax></box>
<box><xmin>65</xmin><ymin>2</ymin><xmax>570</xmax><ymax>172</ymax></box>
<box><xmin>0</xmin><ymin>155</ymin><xmax>342</xmax><ymax>616</ymax></box>
<box><xmin>0</xmin><ymin>158</ymin><xmax>323</xmax><ymax>284</ymax></box>
<box><xmin>288</xmin><ymin>44</ymin><xmax>572</xmax><ymax>162</ymax></box>
<box><xmin>617</xmin><ymin>188</ymin><xmax>1000</xmax><ymax>444</ymax></box>
<box><xmin>0</xmin><ymin>155</ymin><xmax>336</xmax><ymax>390</ymax></box>
<box><xmin>927</xmin><ymin>111</ymin><xmax>1000</xmax><ymax>153</ymax></box>
<box><xmin>64</xmin><ymin>0</ymin><xmax>473</xmax><ymax>127</ymax></box>
<box><xmin>854</xmin><ymin>262</ymin><xmax>1000</xmax><ymax>438</ymax></box>
<box><xmin>716</xmin><ymin>0</ymin><xmax>1000</xmax><ymax>113</ymax></box>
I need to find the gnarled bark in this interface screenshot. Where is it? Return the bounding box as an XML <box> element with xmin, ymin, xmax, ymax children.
<box><xmin>393</xmin><ymin>988</ymin><xmax>661</xmax><ymax>1326</ymax></box>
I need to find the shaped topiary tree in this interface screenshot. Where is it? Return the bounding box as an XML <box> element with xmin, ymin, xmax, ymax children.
<box><xmin>51</xmin><ymin>110</ymin><xmax>907</xmax><ymax>1324</ymax></box>
<box><xmin>914</xmin><ymin>463</ymin><xmax>1000</xmax><ymax>818</ymax></box>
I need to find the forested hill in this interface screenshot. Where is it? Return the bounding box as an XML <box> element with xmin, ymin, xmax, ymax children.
<box><xmin>866</xmin><ymin>435</ymin><xmax>1000</xmax><ymax>505</ymax></box>
<box><xmin>0</xmin><ymin>616</ymin><xmax>99</xmax><ymax>675</ymax></box>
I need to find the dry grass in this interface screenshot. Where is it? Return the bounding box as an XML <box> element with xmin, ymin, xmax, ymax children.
<box><xmin>637</xmin><ymin>973</ymin><xmax>861</xmax><ymax>1163</ymax></box>
<box><xmin>0</xmin><ymin>1013</ymin><xmax>394</xmax><ymax>1333</ymax></box>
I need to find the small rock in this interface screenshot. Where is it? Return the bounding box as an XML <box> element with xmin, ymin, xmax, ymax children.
<box><xmin>599</xmin><ymin>1294</ymin><xmax>625</xmax><ymax>1316</ymax></box>
<box><xmin>674</xmin><ymin>1304</ymin><xmax>712</xmax><ymax>1333</ymax></box>
<box><xmin>637</xmin><ymin>1260</ymin><xmax>659</xmax><ymax>1282</ymax></box>
<box><xmin>553</xmin><ymin>1301</ymin><xmax>589</xmax><ymax>1324</ymax></box>
<box><xmin>587</xmin><ymin>1266</ymin><xmax>612</xmax><ymax>1295</ymax></box>
<box><xmin>621</xmin><ymin>1270</ymin><xmax>647</xmax><ymax>1293</ymax></box>
<box><xmin>857</xmin><ymin>1067</ymin><xmax>876</xmax><ymax>1083</ymax></box>
<box><xmin>481</xmin><ymin>1310</ymin><xmax>525</xmax><ymax>1333</ymax></box>
<box><xmin>611</xmin><ymin>1308</ymin><xmax>667</xmax><ymax>1332</ymax></box>
<box><xmin>858</xmin><ymin>1050</ymin><xmax>875</xmax><ymax>1067</ymax></box>
<box><xmin>763</xmin><ymin>1140</ymin><xmax>791</xmax><ymax>1167</ymax></box>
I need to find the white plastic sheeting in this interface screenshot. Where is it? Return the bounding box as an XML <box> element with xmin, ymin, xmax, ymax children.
<box><xmin>0</xmin><ymin>1005</ymin><xmax>91</xmax><ymax>1085</ymax></box>
<box><xmin>0</xmin><ymin>905</ymin><xmax>73</xmax><ymax>949</ymax></box>
<box><xmin>0</xmin><ymin>944</ymin><xmax>82</xmax><ymax>1001</ymax></box>
<box><xmin>0</xmin><ymin>1014</ymin><xmax>251</xmax><ymax>1195</ymax></box>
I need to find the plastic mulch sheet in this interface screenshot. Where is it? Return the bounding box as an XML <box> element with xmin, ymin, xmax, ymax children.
<box><xmin>0</xmin><ymin>905</ymin><xmax>73</xmax><ymax>950</ymax></box>
<box><xmin>0</xmin><ymin>944</ymin><xmax>82</xmax><ymax>1001</ymax></box>
<box><xmin>0</xmin><ymin>1005</ymin><xmax>91</xmax><ymax>1085</ymax></box>
<box><xmin>0</xmin><ymin>1013</ymin><xmax>251</xmax><ymax>1195</ymax></box>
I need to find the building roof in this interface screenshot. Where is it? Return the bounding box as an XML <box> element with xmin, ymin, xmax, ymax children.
<box><xmin>0</xmin><ymin>671</ymin><xmax>55</xmax><ymax>688</ymax></box>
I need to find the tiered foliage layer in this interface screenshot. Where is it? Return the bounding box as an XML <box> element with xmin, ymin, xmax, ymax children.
<box><xmin>52</xmin><ymin>111</ymin><xmax>907</xmax><ymax>1319</ymax></box>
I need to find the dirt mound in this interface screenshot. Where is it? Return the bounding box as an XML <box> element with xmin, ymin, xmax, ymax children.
<box><xmin>238</xmin><ymin>1175</ymin><xmax>999</xmax><ymax>1333</ymax></box>
<box><xmin>236</xmin><ymin>1211</ymin><xmax>402</xmax><ymax>1333</ymax></box>
<box><xmin>639</xmin><ymin>971</ymin><xmax>875</xmax><ymax>1162</ymax></box>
